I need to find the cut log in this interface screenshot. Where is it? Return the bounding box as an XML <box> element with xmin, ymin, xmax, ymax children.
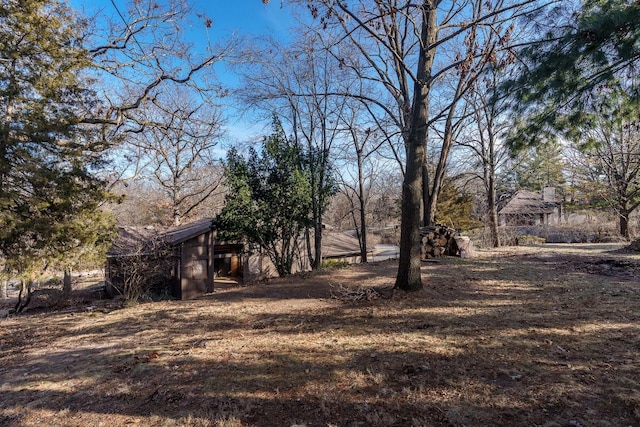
<box><xmin>454</xmin><ymin>236</ymin><xmax>475</xmax><ymax>258</ymax></box>
<box><xmin>419</xmin><ymin>224</ymin><xmax>474</xmax><ymax>259</ymax></box>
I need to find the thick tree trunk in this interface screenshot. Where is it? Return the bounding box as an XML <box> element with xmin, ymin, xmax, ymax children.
<box><xmin>63</xmin><ymin>267</ymin><xmax>72</xmax><ymax>299</ymax></box>
<box><xmin>619</xmin><ymin>209</ymin><xmax>630</xmax><ymax>240</ymax></box>
<box><xmin>395</xmin><ymin>1</ymin><xmax>437</xmax><ymax>292</ymax></box>
<box><xmin>396</xmin><ymin>138</ymin><xmax>425</xmax><ymax>291</ymax></box>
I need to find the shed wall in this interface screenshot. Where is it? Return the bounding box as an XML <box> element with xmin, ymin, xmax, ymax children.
<box><xmin>178</xmin><ymin>231</ymin><xmax>215</xmax><ymax>299</ymax></box>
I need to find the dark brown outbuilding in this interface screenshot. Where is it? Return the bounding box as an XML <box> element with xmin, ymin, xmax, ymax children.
<box><xmin>106</xmin><ymin>219</ymin><xmax>242</xmax><ymax>300</ymax></box>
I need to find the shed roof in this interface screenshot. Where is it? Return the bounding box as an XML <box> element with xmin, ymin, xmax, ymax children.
<box><xmin>106</xmin><ymin>226</ymin><xmax>160</xmax><ymax>257</ymax></box>
<box><xmin>161</xmin><ymin>218</ymin><xmax>213</xmax><ymax>245</ymax></box>
<box><xmin>498</xmin><ymin>190</ymin><xmax>559</xmax><ymax>215</ymax></box>
<box><xmin>108</xmin><ymin>219</ymin><xmax>214</xmax><ymax>257</ymax></box>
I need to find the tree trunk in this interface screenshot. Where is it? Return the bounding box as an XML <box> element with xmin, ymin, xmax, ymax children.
<box><xmin>395</xmin><ymin>1</ymin><xmax>437</xmax><ymax>292</ymax></box>
<box><xmin>422</xmin><ymin>162</ymin><xmax>429</xmax><ymax>227</ymax></box>
<box><xmin>15</xmin><ymin>279</ymin><xmax>32</xmax><ymax>313</ymax></box>
<box><xmin>313</xmin><ymin>220</ymin><xmax>323</xmax><ymax>269</ymax></box>
<box><xmin>357</xmin><ymin>150</ymin><xmax>368</xmax><ymax>262</ymax></box>
<box><xmin>0</xmin><ymin>279</ymin><xmax>7</xmax><ymax>300</ymax></box>
<box><xmin>488</xmin><ymin>182</ymin><xmax>500</xmax><ymax>248</ymax></box>
<box><xmin>63</xmin><ymin>267</ymin><xmax>72</xmax><ymax>299</ymax></box>
<box><xmin>425</xmin><ymin>66</ymin><xmax>466</xmax><ymax>226</ymax></box>
<box><xmin>359</xmin><ymin>195</ymin><xmax>368</xmax><ymax>263</ymax></box>
<box><xmin>487</xmin><ymin>160</ymin><xmax>500</xmax><ymax>247</ymax></box>
<box><xmin>619</xmin><ymin>209</ymin><xmax>630</xmax><ymax>240</ymax></box>
<box><xmin>305</xmin><ymin>228</ymin><xmax>314</xmax><ymax>268</ymax></box>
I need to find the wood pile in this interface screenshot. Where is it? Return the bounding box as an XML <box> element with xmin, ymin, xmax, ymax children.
<box><xmin>420</xmin><ymin>225</ymin><xmax>474</xmax><ymax>259</ymax></box>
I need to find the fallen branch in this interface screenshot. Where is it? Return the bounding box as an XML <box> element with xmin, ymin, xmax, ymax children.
<box><xmin>329</xmin><ymin>283</ymin><xmax>382</xmax><ymax>303</ymax></box>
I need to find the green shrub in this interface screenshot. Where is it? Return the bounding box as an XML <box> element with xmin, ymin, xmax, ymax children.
<box><xmin>320</xmin><ymin>259</ymin><xmax>350</xmax><ymax>269</ymax></box>
<box><xmin>516</xmin><ymin>234</ymin><xmax>546</xmax><ymax>246</ymax></box>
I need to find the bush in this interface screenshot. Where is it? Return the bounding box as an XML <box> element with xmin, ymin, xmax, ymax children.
<box><xmin>320</xmin><ymin>259</ymin><xmax>350</xmax><ymax>269</ymax></box>
<box><xmin>516</xmin><ymin>235</ymin><xmax>546</xmax><ymax>246</ymax></box>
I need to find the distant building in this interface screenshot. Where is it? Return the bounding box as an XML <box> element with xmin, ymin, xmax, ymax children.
<box><xmin>498</xmin><ymin>188</ymin><xmax>562</xmax><ymax>226</ymax></box>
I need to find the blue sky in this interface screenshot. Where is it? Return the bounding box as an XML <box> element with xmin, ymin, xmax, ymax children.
<box><xmin>71</xmin><ymin>0</ymin><xmax>295</xmax><ymax>38</ymax></box>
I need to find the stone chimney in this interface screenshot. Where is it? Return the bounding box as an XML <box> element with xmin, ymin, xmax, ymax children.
<box><xmin>542</xmin><ymin>187</ymin><xmax>556</xmax><ymax>202</ymax></box>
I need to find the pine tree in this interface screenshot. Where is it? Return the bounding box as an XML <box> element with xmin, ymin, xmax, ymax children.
<box><xmin>506</xmin><ymin>1</ymin><xmax>640</xmax><ymax>146</ymax></box>
<box><xmin>0</xmin><ymin>0</ymin><xmax>114</xmax><ymax>301</ymax></box>
<box><xmin>512</xmin><ymin>140</ymin><xmax>566</xmax><ymax>192</ymax></box>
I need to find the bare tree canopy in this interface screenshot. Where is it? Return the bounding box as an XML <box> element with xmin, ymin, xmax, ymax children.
<box><xmin>263</xmin><ymin>0</ymin><xmax>558</xmax><ymax>290</ymax></box>
<box><xmin>124</xmin><ymin>89</ymin><xmax>225</xmax><ymax>226</ymax></box>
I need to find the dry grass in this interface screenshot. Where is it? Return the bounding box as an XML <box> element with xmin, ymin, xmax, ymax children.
<box><xmin>1</xmin><ymin>243</ymin><xmax>639</xmax><ymax>426</ymax></box>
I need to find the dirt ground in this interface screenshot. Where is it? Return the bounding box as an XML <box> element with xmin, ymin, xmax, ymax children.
<box><xmin>1</xmin><ymin>243</ymin><xmax>639</xmax><ymax>427</ymax></box>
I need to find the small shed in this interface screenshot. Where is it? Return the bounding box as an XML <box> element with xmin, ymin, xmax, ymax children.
<box><xmin>106</xmin><ymin>219</ymin><xmax>242</xmax><ymax>300</ymax></box>
<box><xmin>498</xmin><ymin>188</ymin><xmax>562</xmax><ymax>226</ymax></box>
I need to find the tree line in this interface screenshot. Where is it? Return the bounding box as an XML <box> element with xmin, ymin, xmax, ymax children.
<box><xmin>1</xmin><ymin>0</ymin><xmax>639</xmax><ymax>301</ymax></box>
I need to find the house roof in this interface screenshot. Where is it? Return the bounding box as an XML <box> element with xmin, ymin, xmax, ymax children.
<box><xmin>107</xmin><ymin>219</ymin><xmax>214</xmax><ymax>257</ymax></box>
<box><xmin>498</xmin><ymin>190</ymin><xmax>559</xmax><ymax>215</ymax></box>
<box><xmin>161</xmin><ymin>218</ymin><xmax>213</xmax><ymax>245</ymax></box>
<box><xmin>108</xmin><ymin>219</ymin><xmax>362</xmax><ymax>259</ymax></box>
<box><xmin>322</xmin><ymin>232</ymin><xmax>362</xmax><ymax>258</ymax></box>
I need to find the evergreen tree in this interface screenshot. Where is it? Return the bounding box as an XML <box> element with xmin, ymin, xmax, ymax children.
<box><xmin>435</xmin><ymin>179</ymin><xmax>482</xmax><ymax>231</ymax></box>
<box><xmin>512</xmin><ymin>140</ymin><xmax>566</xmax><ymax>192</ymax></box>
<box><xmin>0</xmin><ymin>0</ymin><xmax>114</xmax><ymax>300</ymax></box>
<box><xmin>506</xmin><ymin>0</ymin><xmax>640</xmax><ymax>146</ymax></box>
<box><xmin>216</xmin><ymin>119</ymin><xmax>312</xmax><ymax>277</ymax></box>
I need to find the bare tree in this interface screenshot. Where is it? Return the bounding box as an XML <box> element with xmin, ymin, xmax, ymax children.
<box><xmin>570</xmin><ymin>82</ymin><xmax>640</xmax><ymax>239</ymax></box>
<box><xmin>334</xmin><ymin>98</ymin><xmax>396</xmax><ymax>261</ymax></box>
<box><xmin>107</xmin><ymin>237</ymin><xmax>174</xmax><ymax>302</ymax></box>
<box><xmin>82</xmin><ymin>0</ymin><xmax>235</xmax><ymax>187</ymax></box>
<box><xmin>125</xmin><ymin>89</ymin><xmax>225</xmax><ymax>226</ymax></box>
<box><xmin>457</xmin><ymin>65</ymin><xmax>514</xmax><ymax>247</ymax></box>
<box><xmin>236</xmin><ymin>32</ymin><xmax>345</xmax><ymax>269</ymax></box>
<box><xmin>275</xmin><ymin>0</ymin><xmax>556</xmax><ymax>290</ymax></box>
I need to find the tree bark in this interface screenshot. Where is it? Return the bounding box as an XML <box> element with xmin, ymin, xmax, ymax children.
<box><xmin>422</xmin><ymin>163</ymin><xmax>429</xmax><ymax>227</ymax></box>
<box><xmin>487</xmin><ymin>174</ymin><xmax>501</xmax><ymax>248</ymax></box>
<box><xmin>63</xmin><ymin>267</ymin><xmax>72</xmax><ymax>299</ymax></box>
<box><xmin>395</xmin><ymin>1</ymin><xmax>437</xmax><ymax>292</ymax></box>
<box><xmin>487</xmin><ymin>108</ymin><xmax>501</xmax><ymax>247</ymax></box>
<box><xmin>0</xmin><ymin>279</ymin><xmax>7</xmax><ymax>300</ymax></box>
<box><xmin>313</xmin><ymin>220</ymin><xmax>323</xmax><ymax>269</ymax></box>
<box><xmin>619</xmin><ymin>208</ymin><xmax>630</xmax><ymax>240</ymax></box>
<box><xmin>15</xmin><ymin>279</ymin><xmax>32</xmax><ymax>313</ymax></box>
<box><xmin>357</xmin><ymin>150</ymin><xmax>368</xmax><ymax>262</ymax></box>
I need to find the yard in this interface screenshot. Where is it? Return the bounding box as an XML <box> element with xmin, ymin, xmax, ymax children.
<box><xmin>1</xmin><ymin>243</ymin><xmax>639</xmax><ymax>426</ymax></box>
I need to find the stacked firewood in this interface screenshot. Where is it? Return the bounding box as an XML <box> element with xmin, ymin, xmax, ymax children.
<box><xmin>420</xmin><ymin>225</ymin><xmax>473</xmax><ymax>259</ymax></box>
